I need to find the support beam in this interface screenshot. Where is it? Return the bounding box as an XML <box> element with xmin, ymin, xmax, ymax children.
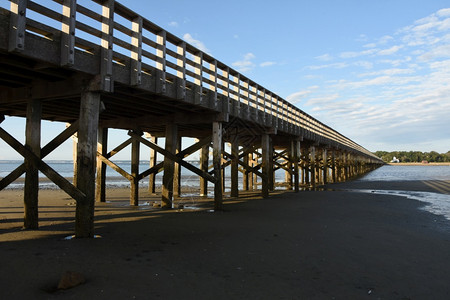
<box><xmin>322</xmin><ymin>148</ymin><xmax>328</xmax><ymax>184</ymax></box>
<box><xmin>199</xmin><ymin>142</ymin><xmax>209</xmax><ymax>197</ymax></box>
<box><xmin>148</xmin><ymin>135</ymin><xmax>157</xmax><ymax>194</ymax></box>
<box><xmin>75</xmin><ymin>91</ymin><xmax>100</xmax><ymax>238</ymax></box>
<box><xmin>212</xmin><ymin>122</ymin><xmax>223</xmax><ymax>210</ymax></box>
<box><xmin>261</xmin><ymin>134</ymin><xmax>270</xmax><ymax>198</ymax></box>
<box><xmin>174</xmin><ymin>136</ymin><xmax>182</xmax><ymax>198</ymax></box>
<box><xmin>95</xmin><ymin>127</ymin><xmax>108</xmax><ymax>203</ymax></box>
<box><xmin>243</xmin><ymin>153</ymin><xmax>249</xmax><ymax>191</ymax></box>
<box><xmin>293</xmin><ymin>140</ymin><xmax>300</xmax><ymax>192</ymax></box>
<box><xmin>161</xmin><ymin>123</ymin><xmax>177</xmax><ymax>208</ymax></box>
<box><xmin>231</xmin><ymin>133</ymin><xmax>239</xmax><ymax>197</ymax></box>
<box><xmin>310</xmin><ymin>146</ymin><xmax>316</xmax><ymax>189</ymax></box>
<box><xmin>130</xmin><ymin>130</ymin><xmax>141</xmax><ymax>206</ymax></box>
<box><xmin>23</xmin><ymin>99</ymin><xmax>41</xmax><ymax>229</ymax></box>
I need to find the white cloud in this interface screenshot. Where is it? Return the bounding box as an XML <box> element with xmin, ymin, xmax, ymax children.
<box><xmin>306</xmin><ymin>62</ymin><xmax>348</xmax><ymax>70</ymax></box>
<box><xmin>316</xmin><ymin>54</ymin><xmax>333</xmax><ymax>61</ymax></box>
<box><xmin>168</xmin><ymin>21</ymin><xmax>178</xmax><ymax>27</ymax></box>
<box><xmin>232</xmin><ymin>53</ymin><xmax>256</xmax><ymax>72</ymax></box>
<box><xmin>183</xmin><ymin>33</ymin><xmax>210</xmax><ymax>54</ymax></box>
<box><xmin>437</xmin><ymin>8</ymin><xmax>450</xmax><ymax>17</ymax></box>
<box><xmin>377</xmin><ymin>45</ymin><xmax>403</xmax><ymax>55</ymax></box>
<box><xmin>260</xmin><ymin>61</ymin><xmax>276</xmax><ymax>67</ymax></box>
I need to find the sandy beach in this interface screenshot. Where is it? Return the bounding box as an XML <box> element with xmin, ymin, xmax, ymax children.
<box><xmin>1</xmin><ymin>180</ymin><xmax>450</xmax><ymax>299</ymax></box>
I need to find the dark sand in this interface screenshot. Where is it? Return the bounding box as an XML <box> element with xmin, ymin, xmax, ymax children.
<box><xmin>1</xmin><ymin>180</ymin><xmax>450</xmax><ymax>299</ymax></box>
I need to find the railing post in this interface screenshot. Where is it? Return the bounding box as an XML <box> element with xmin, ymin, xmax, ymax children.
<box><xmin>193</xmin><ymin>51</ymin><xmax>203</xmax><ymax>105</ymax></box>
<box><xmin>131</xmin><ymin>16</ymin><xmax>143</xmax><ymax>86</ymax></box>
<box><xmin>101</xmin><ymin>0</ymin><xmax>114</xmax><ymax>92</ymax></box>
<box><xmin>209</xmin><ymin>60</ymin><xmax>218</xmax><ymax>109</ymax></box>
<box><xmin>9</xmin><ymin>0</ymin><xmax>27</xmax><ymax>52</ymax></box>
<box><xmin>156</xmin><ymin>30</ymin><xmax>167</xmax><ymax>94</ymax></box>
<box><xmin>61</xmin><ymin>0</ymin><xmax>76</xmax><ymax>66</ymax></box>
<box><xmin>176</xmin><ymin>42</ymin><xmax>186</xmax><ymax>99</ymax></box>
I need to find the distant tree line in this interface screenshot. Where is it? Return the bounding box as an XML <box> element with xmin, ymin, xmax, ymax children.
<box><xmin>374</xmin><ymin>151</ymin><xmax>450</xmax><ymax>163</ymax></box>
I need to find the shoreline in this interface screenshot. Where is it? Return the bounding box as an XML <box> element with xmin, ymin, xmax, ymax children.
<box><xmin>1</xmin><ymin>180</ymin><xmax>450</xmax><ymax>298</ymax></box>
<box><xmin>387</xmin><ymin>162</ymin><xmax>450</xmax><ymax>166</ymax></box>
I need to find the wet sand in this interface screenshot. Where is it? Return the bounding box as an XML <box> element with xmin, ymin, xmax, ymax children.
<box><xmin>1</xmin><ymin>181</ymin><xmax>450</xmax><ymax>299</ymax></box>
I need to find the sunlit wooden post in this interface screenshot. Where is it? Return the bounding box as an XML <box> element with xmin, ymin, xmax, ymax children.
<box><xmin>75</xmin><ymin>91</ymin><xmax>100</xmax><ymax>238</ymax></box>
<box><xmin>213</xmin><ymin>122</ymin><xmax>223</xmax><ymax>210</ymax></box>
<box><xmin>96</xmin><ymin>127</ymin><xmax>108</xmax><ymax>203</ymax></box>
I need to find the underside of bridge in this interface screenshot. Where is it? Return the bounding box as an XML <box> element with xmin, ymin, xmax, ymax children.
<box><xmin>0</xmin><ymin>1</ymin><xmax>383</xmax><ymax>237</ymax></box>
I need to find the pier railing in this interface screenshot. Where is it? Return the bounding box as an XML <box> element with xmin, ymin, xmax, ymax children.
<box><xmin>4</xmin><ymin>0</ymin><xmax>378</xmax><ymax>160</ymax></box>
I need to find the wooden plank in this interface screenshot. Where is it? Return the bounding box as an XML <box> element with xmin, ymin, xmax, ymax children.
<box><xmin>95</xmin><ymin>127</ymin><xmax>107</xmax><ymax>203</ymax></box>
<box><xmin>9</xmin><ymin>0</ymin><xmax>28</xmax><ymax>52</ymax></box>
<box><xmin>212</xmin><ymin>122</ymin><xmax>223</xmax><ymax>210</ymax></box>
<box><xmin>75</xmin><ymin>91</ymin><xmax>100</xmax><ymax>238</ymax></box>
<box><xmin>161</xmin><ymin>123</ymin><xmax>176</xmax><ymax>208</ymax></box>
<box><xmin>61</xmin><ymin>0</ymin><xmax>76</xmax><ymax>66</ymax></box>
<box><xmin>130</xmin><ymin>130</ymin><xmax>140</xmax><ymax>206</ymax></box>
<box><xmin>131</xmin><ymin>15</ymin><xmax>142</xmax><ymax>86</ymax></box>
<box><xmin>23</xmin><ymin>99</ymin><xmax>41</xmax><ymax>229</ymax></box>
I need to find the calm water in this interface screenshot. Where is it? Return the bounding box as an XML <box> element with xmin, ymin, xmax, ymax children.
<box><xmin>358</xmin><ymin>165</ymin><xmax>450</xmax><ymax>181</ymax></box>
<box><xmin>352</xmin><ymin>165</ymin><xmax>450</xmax><ymax>222</ymax></box>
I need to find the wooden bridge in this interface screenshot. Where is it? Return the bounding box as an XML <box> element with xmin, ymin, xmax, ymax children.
<box><xmin>0</xmin><ymin>0</ymin><xmax>383</xmax><ymax>237</ymax></box>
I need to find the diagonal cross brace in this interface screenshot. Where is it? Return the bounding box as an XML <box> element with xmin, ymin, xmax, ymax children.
<box><xmin>0</xmin><ymin>126</ymin><xmax>86</xmax><ymax>202</ymax></box>
<box><xmin>128</xmin><ymin>131</ymin><xmax>217</xmax><ymax>184</ymax></box>
<box><xmin>0</xmin><ymin>120</ymin><xmax>80</xmax><ymax>190</ymax></box>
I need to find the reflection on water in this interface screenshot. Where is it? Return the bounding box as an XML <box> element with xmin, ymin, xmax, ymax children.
<box><xmin>349</xmin><ymin>189</ymin><xmax>450</xmax><ymax>221</ymax></box>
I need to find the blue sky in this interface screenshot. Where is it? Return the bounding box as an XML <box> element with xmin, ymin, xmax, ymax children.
<box><xmin>1</xmin><ymin>0</ymin><xmax>449</xmax><ymax>159</ymax></box>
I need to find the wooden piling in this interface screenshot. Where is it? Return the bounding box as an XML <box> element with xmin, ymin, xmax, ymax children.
<box><xmin>231</xmin><ymin>134</ymin><xmax>239</xmax><ymax>197</ymax></box>
<box><xmin>161</xmin><ymin>123</ymin><xmax>177</xmax><ymax>208</ymax></box>
<box><xmin>130</xmin><ymin>130</ymin><xmax>141</xmax><ymax>206</ymax></box>
<box><xmin>24</xmin><ymin>99</ymin><xmax>41</xmax><ymax>229</ymax></box>
<box><xmin>200</xmin><ymin>142</ymin><xmax>209</xmax><ymax>197</ymax></box>
<box><xmin>148</xmin><ymin>135</ymin><xmax>158</xmax><ymax>194</ymax></box>
<box><xmin>96</xmin><ymin>127</ymin><xmax>108</xmax><ymax>203</ymax></box>
<box><xmin>261</xmin><ymin>134</ymin><xmax>270</xmax><ymax>198</ymax></box>
<box><xmin>75</xmin><ymin>91</ymin><xmax>100</xmax><ymax>238</ymax></box>
<box><xmin>213</xmin><ymin>122</ymin><xmax>223</xmax><ymax>210</ymax></box>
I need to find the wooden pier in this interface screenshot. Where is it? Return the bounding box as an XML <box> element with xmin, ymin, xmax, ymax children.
<box><xmin>0</xmin><ymin>0</ymin><xmax>383</xmax><ymax>237</ymax></box>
